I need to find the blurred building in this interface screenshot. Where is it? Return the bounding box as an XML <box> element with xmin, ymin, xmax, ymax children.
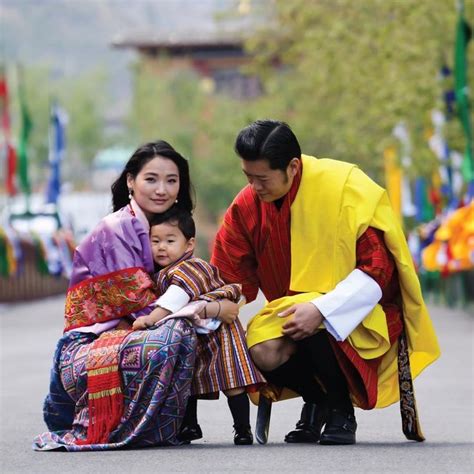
<box><xmin>92</xmin><ymin>147</ymin><xmax>134</xmax><ymax>191</ymax></box>
<box><xmin>112</xmin><ymin>32</ymin><xmax>261</xmax><ymax>100</ymax></box>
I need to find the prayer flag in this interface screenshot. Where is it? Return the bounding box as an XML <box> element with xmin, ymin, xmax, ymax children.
<box><xmin>46</xmin><ymin>103</ymin><xmax>68</xmax><ymax>204</ymax></box>
<box><xmin>454</xmin><ymin>1</ymin><xmax>473</xmax><ymax>184</ymax></box>
<box><xmin>383</xmin><ymin>146</ymin><xmax>402</xmax><ymax>222</ymax></box>
<box><xmin>17</xmin><ymin>75</ymin><xmax>33</xmax><ymax>197</ymax></box>
<box><xmin>392</xmin><ymin>122</ymin><xmax>416</xmax><ymax>217</ymax></box>
<box><xmin>414</xmin><ymin>177</ymin><xmax>435</xmax><ymax>223</ymax></box>
<box><xmin>428</xmin><ymin>110</ymin><xmax>454</xmax><ymax>205</ymax></box>
<box><xmin>0</xmin><ymin>69</ymin><xmax>17</xmax><ymax>196</ymax></box>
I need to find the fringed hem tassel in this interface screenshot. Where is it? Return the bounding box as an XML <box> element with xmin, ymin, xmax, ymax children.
<box><xmin>75</xmin><ymin>329</ymin><xmax>130</xmax><ymax>445</ymax></box>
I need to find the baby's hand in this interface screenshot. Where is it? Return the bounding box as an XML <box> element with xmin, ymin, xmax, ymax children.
<box><xmin>147</xmin><ymin>307</ymin><xmax>168</xmax><ymax>324</ymax></box>
<box><xmin>132</xmin><ymin>315</ymin><xmax>157</xmax><ymax>330</ymax></box>
<box><xmin>132</xmin><ymin>307</ymin><xmax>170</xmax><ymax>330</ymax></box>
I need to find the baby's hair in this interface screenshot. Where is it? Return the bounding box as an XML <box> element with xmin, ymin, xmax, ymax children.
<box><xmin>149</xmin><ymin>206</ymin><xmax>196</xmax><ymax>240</ymax></box>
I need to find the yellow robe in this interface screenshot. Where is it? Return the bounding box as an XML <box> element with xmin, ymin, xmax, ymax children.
<box><xmin>247</xmin><ymin>155</ymin><xmax>440</xmax><ymax>408</ymax></box>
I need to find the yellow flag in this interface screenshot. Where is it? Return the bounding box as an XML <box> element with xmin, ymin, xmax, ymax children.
<box><xmin>384</xmin><ymin>146</ymin><xmax>402</xmax><ymax>223</ymax></box>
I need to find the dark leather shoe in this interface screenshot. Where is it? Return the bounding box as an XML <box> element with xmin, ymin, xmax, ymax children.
<box><xmin>234</xmin><ymin>424</ymin><xmax>253</xmax><ymax>445</ymax></box>
<box><xmin>319</xmin><ymin>409</ymin><xmax>357</xmax><ymax>445</ymax></box>
<box><xmin>178</xmin><ymin>423</ymin><xmax>203</xmax><ymax>442</ymax></box>
<box><xmin>284</xmin><ymin>402</ymin><xmax>327</xmax><ymax>443</ymax></box>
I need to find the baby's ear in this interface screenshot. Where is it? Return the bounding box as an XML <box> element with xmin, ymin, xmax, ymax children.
<box><xmin>186</xmin><ymin>237</ymin><xmax>196</xmax><ymax>253</ymax></box>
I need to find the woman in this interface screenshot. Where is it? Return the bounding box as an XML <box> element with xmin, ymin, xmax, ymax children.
<box><xmin>34</xmin><ymin>141</ymin><xmax>262</xmax><ymax>451</ymax></box>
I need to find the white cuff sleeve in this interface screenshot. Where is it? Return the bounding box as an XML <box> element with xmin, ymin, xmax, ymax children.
<box><xmin>311</xmin><ymin>269</ymin><xmax>382</xmax><ymax>342</ymax></box>
<box><xmin>153</xmin><ymin>285</ymin><xmax>191</xmax><ymax>314</ymax></box>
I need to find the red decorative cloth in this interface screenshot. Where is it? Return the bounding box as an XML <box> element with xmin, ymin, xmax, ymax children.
<box><xmin>64</xmin><ymin>267</ymin><xmax>156</xmax><ymax>332</ymax></box>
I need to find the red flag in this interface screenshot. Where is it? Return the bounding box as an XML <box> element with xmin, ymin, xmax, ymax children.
<box><xmin>5</xmin><ymin>143</ymin><xmax>17</xmax><ymax>196</ymax></box>
<box><xmin>0</xmin><ymin>71</ymin><xmax>17</xmax><ymax>196</ymax></box>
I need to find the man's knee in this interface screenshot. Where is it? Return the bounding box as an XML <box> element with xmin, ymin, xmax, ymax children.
<box><xmin>250</xmin><ymin>338</ymin><xmax>296</xmax><ymax>372</ymax></box>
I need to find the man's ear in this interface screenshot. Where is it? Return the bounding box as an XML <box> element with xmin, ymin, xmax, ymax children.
<box><xmin>186</xmin><ymin>237</ymin><xmax>196</xmax><ymax>253</ymax></box>
<box><xmin>288</xmin><ymin>157</ymin><xmax>300</xmax><ymax>177</ymax></box>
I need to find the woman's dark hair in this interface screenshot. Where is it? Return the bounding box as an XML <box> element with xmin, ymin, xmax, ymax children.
<box><xmin>149</xmin><ymin>207</ymin><xmax>196</xmax><ymax>240</ymax></box>
<box><xmin>111</xmin><ymin>140</ymin><xmax>195</xmax><ymax>213</ymax></box>
<box><xmin>234</xmin><ymin>119</ymin><xmax>301</xmax><ymax>171</ymax></box>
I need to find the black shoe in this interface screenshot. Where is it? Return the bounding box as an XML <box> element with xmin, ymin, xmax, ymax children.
<box><xmin>319</xmin><ymin>409</ymin><xmax>357</xmax><ymax>445</ymax></box>
<box><xmin>178</xmin><ymin>423</ymin><xmax>203</xmax><ymax>442</ymax></box>
<box><xmin>233</xmin><ymin>424</ymin><xmax>253</xmax><ymax>445</ymax></box>
<box><xmin>284</xmin><ymin>402</ymin><xmax>327</xmax><ymax>443</ymax></box>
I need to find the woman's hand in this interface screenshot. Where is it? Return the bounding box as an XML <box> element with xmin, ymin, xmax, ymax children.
<box><xmin>215</xmin><ymin>299</ymin><xmax>239</xmax><ymax>324</ymax></box>
<box><xmin>202</xmin><ymin>299</ymin><xmax>239</xmax><ymax>324</ymax></box>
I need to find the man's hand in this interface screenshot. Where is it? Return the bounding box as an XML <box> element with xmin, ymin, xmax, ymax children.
<box><xmin>279</xmin><ymin>302</ymin><xmax>323</xmax><ymax>341</ymax></box>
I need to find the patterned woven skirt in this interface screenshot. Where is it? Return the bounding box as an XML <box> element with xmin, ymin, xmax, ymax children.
<box><xmin>192</xmin><ymin>318</ymin><xmax>265</xmax><ymax>398</ymax></box>
<box><xmin>33</xmin><ymin>318</ymin><xmax>196</xmax><ymax>451</ymax></box>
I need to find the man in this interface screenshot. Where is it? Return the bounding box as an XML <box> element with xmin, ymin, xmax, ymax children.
<box><xmin>211</xmin><ymin>119</ymin><xmax>440</xmax><ymax>445</ymax></box>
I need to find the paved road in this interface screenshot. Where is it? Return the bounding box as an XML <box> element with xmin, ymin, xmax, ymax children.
<box><xmin>1</xmin><ymin>296</ymin><xmax>472</xmax><ymax>473</ymax></box>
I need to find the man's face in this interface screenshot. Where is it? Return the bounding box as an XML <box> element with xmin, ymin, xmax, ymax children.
<box><xmin>241</xmin><ymin>158</ymin><xmax>299</xmax><ymax>202</ymax></box>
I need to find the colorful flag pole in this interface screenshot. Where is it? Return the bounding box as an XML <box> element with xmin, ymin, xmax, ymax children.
<box><xmin>383</xmin><ymin>145</ymin><xmax>402</xmax><ymax>223</ymax></box>
<box><xmin>454</xmin><ymin>0</ymin><xmax>473</xmax><ymax>194</ymax></box>
<box><xmin>414</xmin><ymin>177</ymin><xmax>435</xmax><ymax>223</ymax></box>
<box><xmin>428</xmin><ymin>110</ymin><xmax>455</xmax><ymax>207</ymax></box>
<box><xmin>46</xmin><ymin>102</ymin><xmax>68</xmax><ymax>205</ymax></box>
<box><xmin>0</xmin><ymin>67</ymin><xmax>17</xmax><ymax>196</ymax></box>
<box><xmin>392</xmin><ymin>122</ymin><xmax>417</xmax><ymax>218</ymax></box>
<box><xmin>17</xmin><ymin>68</ymin><xmax>33</xmax><ymax>209</ymax></box>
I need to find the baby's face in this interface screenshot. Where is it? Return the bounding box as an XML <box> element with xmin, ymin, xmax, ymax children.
<box><xmin>150</xmin><ymin>222</ymin><xmax>194</xmax><ymax>268</ymax></box>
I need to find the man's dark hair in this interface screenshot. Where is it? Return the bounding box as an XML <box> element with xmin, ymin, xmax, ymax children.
<box><xmin>149</xmin><ymin>207</ymin><xmax>196</xmax><ymax>240</ymax></box>
<box><xmin>234</xmin><ymin>119</ymin><xmax>301</xmax><ymax>171</ymax></box>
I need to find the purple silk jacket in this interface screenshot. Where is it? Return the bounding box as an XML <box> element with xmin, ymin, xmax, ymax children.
<box><xmin>69</xmin><ymin>201</ymin><xmax>155</xmax><ymax>333</ymax></box>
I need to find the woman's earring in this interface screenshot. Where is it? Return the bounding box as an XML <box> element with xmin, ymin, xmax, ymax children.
<box><xmin>128</xmin><ymin>188</ymin><xmax>133</xmax><ymax>200</ymax></box>
<box><xmin>175</xmin><ymin>199</ymin><xmax>178</xmax><ymax>203</ymax></box>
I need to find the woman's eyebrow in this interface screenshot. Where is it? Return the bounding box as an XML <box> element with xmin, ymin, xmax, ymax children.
<box><xmin>143</xmin><ymin>171</ymin><xmax>179</xmax><ymax>178</ymax></box>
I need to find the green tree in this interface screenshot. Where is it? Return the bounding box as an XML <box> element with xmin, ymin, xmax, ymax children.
<box><xmin>7</xmin><ymin>66</ymin><xmax>108</xmax><ymax>189</ymax></box>
<box><xmin>128</xmin><ymin>61</ymin><xmax>204</xmax><ymax>155</ymax></box>
<box><xmin>245</xmin><ymin>0</ymin><xmax>473</xmax><ymax>183</ymax></box>
<box><xmin>190</xmin><ymin>97</ymin><xmax>250</xmax><ymax>216</ymax></box>
<box><xmin>128</xmin><ymin>60</ymin><xmax>250</xmax><ymax>217</ymax></box>
<box><xmin>59</xmin><ymin>69</ymin><xmax>108</xmax><ymax>167</ymax></box>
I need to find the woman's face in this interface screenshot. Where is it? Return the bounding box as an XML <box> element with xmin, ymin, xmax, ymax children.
<box><xmin>127</xmin><ymin>156</ymin><xmax>180</xmax><ymax>219</ymax></box>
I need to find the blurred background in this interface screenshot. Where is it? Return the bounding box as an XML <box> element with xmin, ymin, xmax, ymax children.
<box><xmin>0</xmin><ymin>0</ymin><xmax>473</xmax><ymax>305</ymax></box>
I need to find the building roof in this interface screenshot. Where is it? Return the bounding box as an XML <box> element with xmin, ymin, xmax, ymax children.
<box><xmin>112</xmin><ymin>30</ymin><xmax>245</xmax><ymax>53</ymax></box>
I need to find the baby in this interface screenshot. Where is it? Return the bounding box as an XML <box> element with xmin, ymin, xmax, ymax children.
<box><xmin>132</xmin><ymin>207</ymin><xmax>241</xmax><ymax>332</ymax></box>
<box><xmin>133</xmin><ymin>208</ymin><xmax>253</xmax><ymax>446</ymax></box>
